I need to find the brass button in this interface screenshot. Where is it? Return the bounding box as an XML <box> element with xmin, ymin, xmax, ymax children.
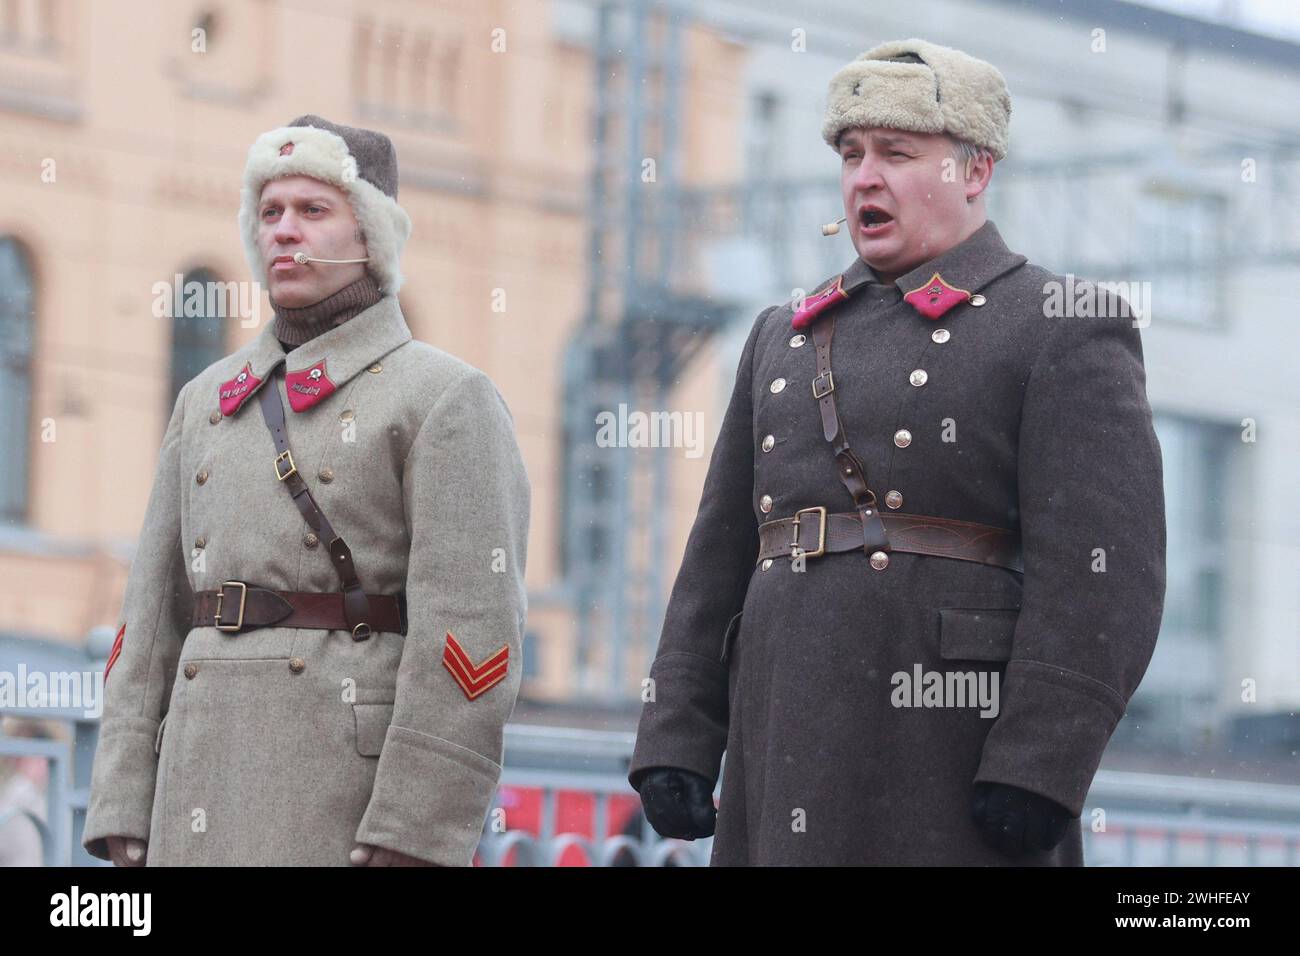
<box><xmin>339</xmin><ymin>409</ymin><xmax>355</xmax><ymax>423</ymax></box>
<box><xmin>893</xmin><ymin>429</ymin><xmax>912</xmax><ymax>448</ymax></box>
<box><xmin>761</xmin><ymin>435</ymin><xmax>775</xmax><ymax>453</ymax></box>
<box><xmin>761</xmin><ymin>558</ymin><xmax>773</xmax><ymax>571</ymax></box>
<box><xmin>318</xmin><ymin>467</ymin><xmax>334</xmax><ymax>483</ymax></box>
<box><xmin>288</xmin><ymin>657</ymin><xmax>306</xmax><ymax>674</ymax></box>
<box><xmin>769</xmin><ymin>378</ymin><xmax>786</xmax><ymax>394</ymax></box>
<box><xmin>195</xmin><ymin>469</ymin><xmax>209</xmax><ymax>485</ymax></box>
<box><xmin>194</xmin><ymin>536</ymin><xmax>206</xmax><ymax>549</ymax></box>
<box><xmin>909</xmin><ymin>369</ymin><xmax>928</xmax><ymax>387</ymax></box>
<box><xmin>931</xmin><ymin>328</ymin><xmax>950</xmax><ymax>344</ymax></box>
<box><xmin>304</xmin><ymin>532</ymin><xmax>319</xmax><ymax>549</ymax></box>
<box><xmin>759</xmin><ymin>494</ymin><xmax>773</xmax><ymax>513</ymax></box>
<box><xmin>970</xmin><ymin>294</ymin><xmax>987</xmax><ymax>307</ymax></box>
<box><xmin>885</xmin><ymin>490</ymin><xmax>903</xmax><ymax>509</ymax></box>
<box><xmin>209</xmin><ymin>410</ymin><xmax>222</xmax><ymax>425</ymax></box>
<box><xmin>869</xmin><ymin>551</ymin><xmax>890</xmax><ymax>570</ymax></box>
<box><xmin>183</xmin><ymin>663</ymin><xmax>198</xmax><ymax>680</ymax></box>
<box><xmin>368</xmin><ymin>363</ymin><xmax>383</xmax><ymax>373</ymax></box>
<box><xmin>789</xmin><ymin>334</ymin><xmax>806</xmax><ymax>348</ymax></box>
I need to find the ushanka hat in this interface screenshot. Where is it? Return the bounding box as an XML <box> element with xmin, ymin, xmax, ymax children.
<box><xmin>238</xmin><ymin>114</ymin><xmax>411</xmax><ymax>295</ymax></box>
<box><xmin>821</xmin><ymin>38</ymin><xmax>1011</xmax><ymax>161</ymax></box>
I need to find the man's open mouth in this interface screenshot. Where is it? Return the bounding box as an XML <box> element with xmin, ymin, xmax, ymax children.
<box><xmin>859</xmin><ymin>206</ymin><xmax>895</xmax><ymax>231</ymax></box>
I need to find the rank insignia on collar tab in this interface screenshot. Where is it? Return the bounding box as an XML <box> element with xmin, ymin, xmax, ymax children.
<box><xmin>442</xmin><ymin>631</ymin><xmax>509</xmax><ymax>700</ymax></box>
<box><xmin>285</xmin><ymin>359</ymin><xmax>336</xmax><ymax>412</ymax></box>
<box><xmin>218</xmin><ymin>361</ymin><xmax>262</xmax><ymax>416</ymax></box>
<box><xmin>903</xmin><ymin>272</ymin><xmax>972</xmax><ymax>320</ymax></box>
<box><xmin>792</xmin><ymin>275</ymin><xmax>849</xmax><ymax>330</ymax></box>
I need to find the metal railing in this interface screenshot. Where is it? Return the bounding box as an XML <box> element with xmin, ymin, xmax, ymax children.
<box><xmin>2</xmin><ymin>715</ymin><xmax>1297</xmax><ymax>866</ymax></box>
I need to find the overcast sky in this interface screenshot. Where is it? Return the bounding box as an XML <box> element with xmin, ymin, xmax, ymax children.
<box><xmin>1130</xmin><ymin>0</ymin><xmax>1300</xmax><ymax>42</ymax></box>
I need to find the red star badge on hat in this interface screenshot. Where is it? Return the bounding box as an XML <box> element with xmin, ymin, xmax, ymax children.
<box><xmin>279</xmin><ymin>141</ymin><xmax>294</xmax><ymax>156</ymax></box>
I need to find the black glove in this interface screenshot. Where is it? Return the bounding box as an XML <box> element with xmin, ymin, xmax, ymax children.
<box><xmin>633</xmin><ymin>767</ymin><xmax>717</xmax><ymax>840</ymax></box>
<box><xmin>970</xmin><ymin>781</ymin><xmax>1072</xmax><ymax>858</ymax></box>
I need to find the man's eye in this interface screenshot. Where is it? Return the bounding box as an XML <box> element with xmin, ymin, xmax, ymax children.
<box><xmin>890</xmin><ymin>151</ymin><xmax>910</xmax><ymax>158</ymax></box>
<box><xmin>306</xmin><ymin>206</ymin><xmax>323</xmax><ymax>214</ymax></box>
<box><xmin>261</xmin><ymin>208</ymin><xmax>279</xmax><ymax>218</ymax></box>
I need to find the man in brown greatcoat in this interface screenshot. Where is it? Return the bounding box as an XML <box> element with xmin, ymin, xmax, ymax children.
<box><xmin>629</xmin><ymin>39</ymin><xmax>1166</xmax><ymax>865</ymax></box>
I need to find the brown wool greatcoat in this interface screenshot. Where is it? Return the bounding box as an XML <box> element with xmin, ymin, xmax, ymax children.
<box><xmin>629</xmin><ymin>220</ymin><xmax>1166</xmax><ymax>865</ymax></box>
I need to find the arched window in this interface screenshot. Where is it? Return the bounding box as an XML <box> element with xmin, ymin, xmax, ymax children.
<box><xmin>169</xmin><ymin>266</ymin><xmax>227</xmax><ymax>412</ymax></box>
<box><xmin>0</xmin><ymin>236</ymin><xmax>35</xmax><ymax>527</ymax></box>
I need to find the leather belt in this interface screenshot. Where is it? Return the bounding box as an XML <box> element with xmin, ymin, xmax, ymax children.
<box><xmin>756</xmin><ymin>507</ymin><xmax>1023</xmax><ymax>573</ymax></box>
<box><xmin>192</xmin><ymin>581</ymin><xmax>408</xmax><ymax>636</ymax></box>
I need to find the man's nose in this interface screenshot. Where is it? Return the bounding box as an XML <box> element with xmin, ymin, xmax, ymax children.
<box><xmin>272</xmin><ymin>211</ymin><xmax>301</xmax><ymax>244</ymax></box>
<box><xmin>851</xmin><ymin>154</ymin><xmax>886</xmax><ymax>192</ymax></box>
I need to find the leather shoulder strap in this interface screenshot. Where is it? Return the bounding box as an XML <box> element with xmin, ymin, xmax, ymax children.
<box><xmin>257</xmin><ymin>372</ymin><xmax>375</xmax><ymax>639</ymax></box>
<box><xmin>809</xmin><ymin>314</ymin><xmax>890</xmax><ymax>555</ymax></box>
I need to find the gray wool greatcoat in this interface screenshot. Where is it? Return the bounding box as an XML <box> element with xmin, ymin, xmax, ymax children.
<box><xmin>82</xmin><ymin>294</ymin><xmax>531</xmax><ymax>866</ymax></box>
<box><xmin>628</xmin><ymin>220</ymin><xmax>1166</xmax><ymax>865</ymax></box>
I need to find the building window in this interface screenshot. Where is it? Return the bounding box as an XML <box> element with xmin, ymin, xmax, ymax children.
<box><xmin>1133</xmin><ymin>183</ymin><xmax>1226</xmax><ymax>330</ymax></box>
<box><xmin>1115</xmin><ymin>412</ymin><xmax>1232</xmax><ymax>752</ymax></box>
<box><xmin>0</xmin><ymin>236</ymin><xmax>35</xmax><ymax>527</ymax></box>
<box><xmin>169</xmin><ymin>267</ymin><xmax>226</xmax><ymax>412</ymax></box>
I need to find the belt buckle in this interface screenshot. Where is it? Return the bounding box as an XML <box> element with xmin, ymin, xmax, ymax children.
<box><xmin>790</xmin><ymin>506</ymin><xmax>827</xmax><ymax>559</ymax></box>
<box><xmin>811</xmin><ymin>370</ymin><xmax>834</xmax><ymax>399</ymax></box>
<box><xmin>274</xmin><ymin>450</ymin><xmax>297</xmax><ymax>481</ymax></box>
<box><xmin>214</xmin><ymin>581</ymin><xmax>248</xmax><ymax>632</ymax></box>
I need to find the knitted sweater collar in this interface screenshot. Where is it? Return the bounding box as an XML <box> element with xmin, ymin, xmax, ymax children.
<box><xmin>270</xmin><ymin>272</ymin><xmax>382</xmax><ymax>349</ymax></box>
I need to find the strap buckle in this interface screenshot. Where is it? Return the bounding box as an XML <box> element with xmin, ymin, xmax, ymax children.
<box><xmin>214</xmin><ymin>581</ymin><xmax>248</xmax><ymax>632</ymax></box>
<box><xmin>274</xmin><ymin>450</ymin><xmax>297</xmax><ymax>481</ymax></box>
<box><xmin>811</xmin><ymin>370</ymin><xmax>835</xmax><ymax>399</ymax></box>
<box><xmin>790</xmin><ymin>506</ymin><xmax>827</xmax><ymax>559</ymax></box>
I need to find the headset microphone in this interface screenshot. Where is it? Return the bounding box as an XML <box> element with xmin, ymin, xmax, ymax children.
<box><xmin>291</xmin><ymin>253</ymin><xmax>371</xmax><ymax>264</ymax></box>
<box><xmin>821</xmin><ymin>216</ymin><xmax>847</xmax><ymax>236</ymax></box>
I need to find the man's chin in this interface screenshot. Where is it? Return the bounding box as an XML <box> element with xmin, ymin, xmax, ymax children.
<box><xmin>266</xmin><ymin>278</ymin><xmax>322</xmax><ymax>308</ymax></box>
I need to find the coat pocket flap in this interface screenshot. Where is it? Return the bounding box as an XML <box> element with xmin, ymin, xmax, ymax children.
<box><xmin>939</xmin><ymin>608</ymin><xmax>1019</xmax><ymax>661</ymax></box>
<box><xmin>352</xmin><ymin>703</ymin><xmax>395</xmax><ymax>757</ymax></box>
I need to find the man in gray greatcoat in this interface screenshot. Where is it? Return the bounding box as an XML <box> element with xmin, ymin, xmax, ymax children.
<box><xmin>82</xmin><ymin>115</ymin><xmax>530</xmax><ymax>866</ymax></box>
<box><xmin>629</xmin><ymin>38</ymin><xmax>1166</xmax><ymax>865</ymax></box>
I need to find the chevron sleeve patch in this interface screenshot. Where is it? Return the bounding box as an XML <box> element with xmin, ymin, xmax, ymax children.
<box><xmin>441</xmin><ymin>631</ymin><xmax>509</xmax><ymax>701</ymax></box>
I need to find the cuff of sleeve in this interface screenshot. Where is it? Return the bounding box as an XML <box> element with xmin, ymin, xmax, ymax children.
<box><xmin>82</xmin><ymin>716</ymin><xmax>162</xmax><ymax>861</ymax></box>
<box><xmin>355</xmin><ymin>724</ymin><xmax>502</xmax><ymax>867</ymax></box>
<box><xmin>627</xmin><ymin>651</ymin><xmax>729</xmax><ymax>791</ymax></box>
<box><xmin>973</xmin><ymin>659</ymin><xmax>1126</xmax><ymax>818</ymax></box>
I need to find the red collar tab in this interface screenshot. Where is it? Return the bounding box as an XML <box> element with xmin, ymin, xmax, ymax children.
<box><xmin>792</xmin><ymin>275</ymin><xmax>849</xmax><ymax>330</ymax></box>
<box><xmin>218</xmin><ymin>361</ymin><xmax>262</xmax><ymax>417</ymax></box>
<box><xmin>285</xmin><ymin>359</ymin><xmax>337</xmax><ymax>412</ymax></box>
<box><xmin>903</xmin><ymin>272</ymin><xmax>972</xmax><ymax>320</ymax></box>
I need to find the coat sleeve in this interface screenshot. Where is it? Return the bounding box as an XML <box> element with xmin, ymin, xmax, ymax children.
<box><xmin>627</xmin><ymin>306</ymin><xmax>772</xmax><ymax>791</ymax></box>
<box><xmin>973</xmin><ymin>298</ymin><xmax>1167</xmax><ymax>817</ymax></box>
<box><xmin>354</xmin><ymin>368</ymin><xmax>531</xmax><ymax>865</ymax></box>
<box><xmin>82</xmin><ymin>380</ymin><xmax>195</xmax><ymax>861</ymax></box>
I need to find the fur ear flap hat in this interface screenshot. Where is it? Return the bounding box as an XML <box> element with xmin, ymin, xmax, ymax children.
<box><xmin>238</xmin><ymin>114</ymin><xmax>411</xmax><ymax>295</ymax></box>
<box><xmin>822</xmin><ymin>38</ymin><xmax>1011</xmax><ymax>161</ymax></box>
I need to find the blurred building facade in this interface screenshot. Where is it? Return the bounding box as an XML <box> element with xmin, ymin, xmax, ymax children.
<box><xmin>1</xmin><ymin>0</ymin><xmax>1296</xmax><ymax>784</ymax></box>
<box><xmin>0</xmin><ymin>0</ymin><xmax>746</xmax><ymax>723</ymax></box>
